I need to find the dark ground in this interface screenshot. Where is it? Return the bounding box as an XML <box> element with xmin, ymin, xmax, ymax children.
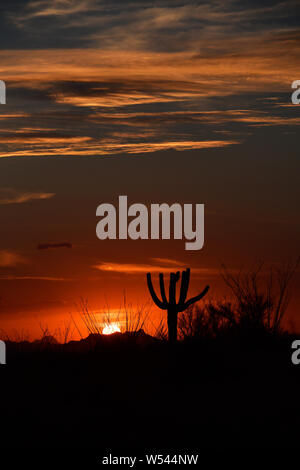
<box><xmin>0</xmin><ymin>330</ymin><xmax>299</xmax><ymax>454</ymax></box>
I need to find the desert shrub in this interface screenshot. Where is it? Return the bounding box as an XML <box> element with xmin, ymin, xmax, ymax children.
<box><xmin>179</xmin><ymin>261</ymin><xmax>298</xmax><ymax>341</ymax></box>
<box><xmin>221</xmin><ymin>261</ymin><xmax>298</xmax><ymax>334</ymax></box>
<box><xmin>178</xmin><ymin>301</ymin><xmax>235</xmax><ymax>340</ymax></box>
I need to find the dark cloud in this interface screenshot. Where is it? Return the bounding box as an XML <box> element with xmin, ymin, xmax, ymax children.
<box><xmin>48</xmin><ymin>79</ymin><xmax>200</xmax><ymax>99</ymax></box>
<box><xmin>37</xmin><ymin>242</ymin><xmax>72</xmax><ymax>250</ymax></box>
<box><xmin>0</xmin><ymin>0</ymin><xmax>298</xmax><ymax>52</ymax></box>
<box><xmin>0</xmin><ymin>1</ymin><xmax>299</xmax><ymax>158</ymax></box>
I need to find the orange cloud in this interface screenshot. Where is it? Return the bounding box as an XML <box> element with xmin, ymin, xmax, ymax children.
<box><xmin>0</xmin><ymin>113</ymin><xmax>29</xmax><ymax>120</ymax></box>
<box><xmin>0</xmin><ymin>46</ymin><xmax>297</xmax><ymax>91</ymax></box>
<box><xmin>0</xmin><ymin>188</ymin><xmax>54</xmax><ymax>204</ymax></box>
<box><xmin>0</xmin><ymin>136</ymin><xmax>91</xmax><ymax>144</ymax></box>
<box><xmin>0</xmin><ymin>139</ymin><xmax>239</xmax><ymax>158</ymax></box>
<box><xmin>151</xmin><ymin>257</ymin><xmax>186</xmax><ymax>267</ymax></box>
<box><xmin>0</xmin><ymin>250</ymin><xmax>27</xmax><ymax>267</ymax></box>
<box><xmin>94</xmin><ymin>260</ymin><xmax>219</xmax><ymax>277</ymax></box>
<box><xmin>233</xmin><ymin>116</ymin><xmax>300</xmax><ymax>126</ymax></box>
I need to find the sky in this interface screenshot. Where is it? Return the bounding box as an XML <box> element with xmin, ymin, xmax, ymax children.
<box><xmin>0</xmin><ymin>0</ymin><xmax>299</xmax><ymax>338</ymax></box>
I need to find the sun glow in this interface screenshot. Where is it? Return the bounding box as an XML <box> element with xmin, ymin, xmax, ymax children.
<box><xmin>102</xmin><ymin>323</ymin><xmax>121</xmax><ymax>335</ymax></box>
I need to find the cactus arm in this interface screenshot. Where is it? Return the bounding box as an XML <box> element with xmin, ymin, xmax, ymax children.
<box><xmin>178</xmin><ymin>268</ymin><xmax>190</xmax><ymax>307</ymax></box>
<box><xmin>159</xmin><ymin>273</ymin><xmax>168</xmax><ymax>305</ymax></box>
<box><xmin>181</xmin><ymin>285</ymin><xmax>209</xmax><ymax>310</ymax></box>
<box><xmin>146</xmin><ymin>272</ymin><xmax>166</xmax><ymax>309</ymax></box>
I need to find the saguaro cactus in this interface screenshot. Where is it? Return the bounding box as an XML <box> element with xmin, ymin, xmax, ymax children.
<box><xmin>146</xmin><ymin>268</ymin><xmax>209</xmax><ymax>343</ymax></box>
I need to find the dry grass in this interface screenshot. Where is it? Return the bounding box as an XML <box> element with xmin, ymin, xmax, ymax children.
<box><xmin>78</xmin><ymin>295</ymin><xmax>162</xmax><ymax>337</ymax></box>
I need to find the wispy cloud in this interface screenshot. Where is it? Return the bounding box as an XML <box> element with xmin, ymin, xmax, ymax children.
<box><xmin>0</xmin><ymin>188</ymin><xmax>54</xmax><ymax>204</ymax></box>
<box><xmin>19</xmin><ymin>0</ymin><xmax>95</xmax><ymax>20</ymax></box>
<box><xmin>151</xmin><ymin>257</ymin><xmax>185</xmax><ymax>267</ymax></box>
<box><xmin>11</xmin><ymin>0</ymin><xmax>300</xmax><ymax>58</ymax></box>
<box><xmin>94</xmin><ymin>140</ymin><xmax>239</xmax><ymax>154</ymax></box>
<box><xmin>0</xmin><ymin>134</ymin><xmax>92</xmax><ymax>144</ymax></box>
<box><xmin>94</xmin><ymin>259</ymin><xmax>219</xmax><ymax>277</ymax></box>
<box><xmin>0</xmin><ymin>138</ymin><xmax>239</xmax><ymax>157</ymax></box>
<box><xmin>0</xmin><ymin>113</ymin><xmax>29</xmax><ymax>120</ymax></box>
<box><xmin>0</xmin><ymin>250</ymin><xmax>27</xmax><ymax>267</ymax></box>
<box><xmin>233</xmin><ymin>115</ymin><xmax>300</xmax><ymax>126</ymax></box>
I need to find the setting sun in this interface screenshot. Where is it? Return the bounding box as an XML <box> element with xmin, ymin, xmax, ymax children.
<box><xmin>102</xmin><ymin>323</ymin><xmax>121</xmax><ymax>335</ymax></box>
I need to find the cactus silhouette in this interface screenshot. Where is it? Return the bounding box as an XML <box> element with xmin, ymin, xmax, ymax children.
<box><xmin>147</xmin><ymin>268</ymin><xmax>209</xmax><ymax>343</ymax></box>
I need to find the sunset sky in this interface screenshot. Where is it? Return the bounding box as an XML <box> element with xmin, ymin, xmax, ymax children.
<box><xmin>0</xmin><ymin>0</ymin><xmax>299</xmax><ymax>337</ymax></box>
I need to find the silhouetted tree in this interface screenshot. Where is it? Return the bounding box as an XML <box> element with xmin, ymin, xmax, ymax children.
<box><xmin>146</xmin><ymin>268</ymin><xmax>209</xmax><ymax>343</ymax></box>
